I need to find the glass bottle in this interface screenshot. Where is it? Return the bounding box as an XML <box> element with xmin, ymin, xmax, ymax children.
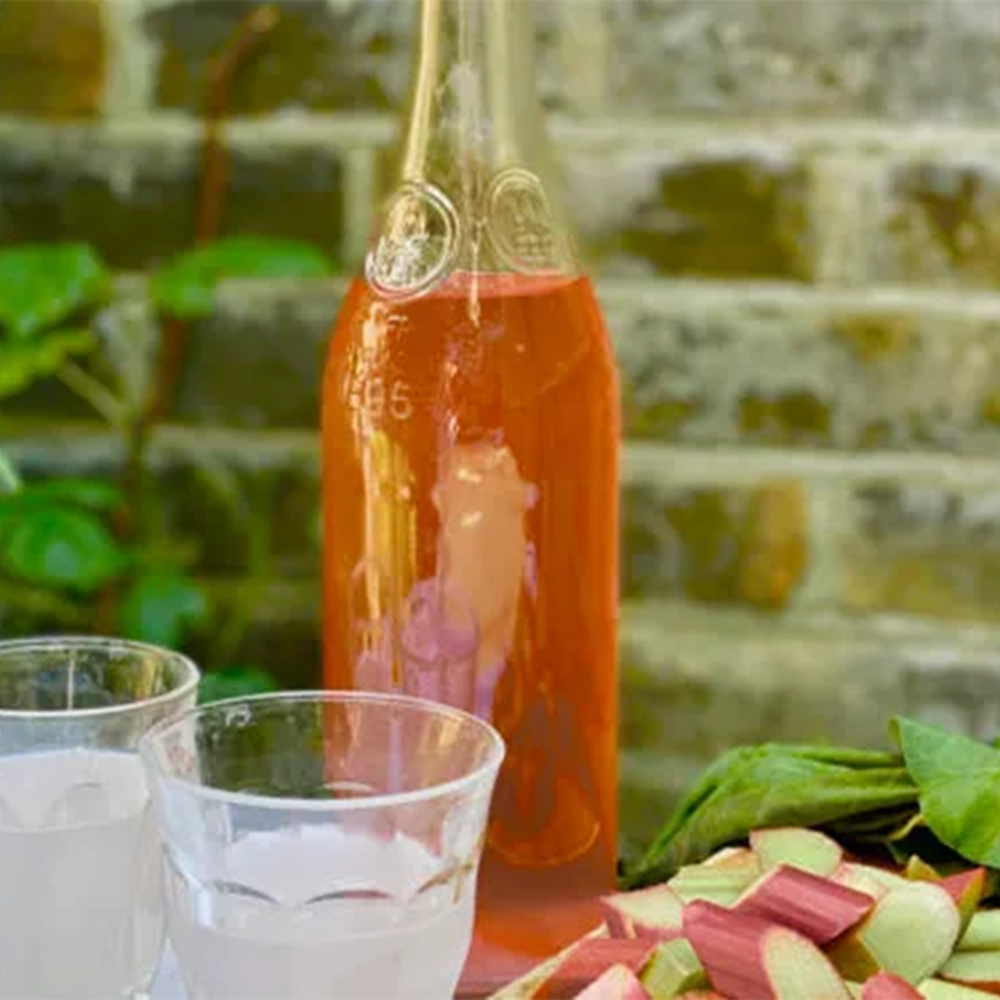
<box><xmin>321</xmin><ymin>0</ymin><xmax>621</xmax><ymax>991</ymax></box>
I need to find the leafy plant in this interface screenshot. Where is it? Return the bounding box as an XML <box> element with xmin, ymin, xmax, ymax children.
<box><xmin>0</xmin><ymin>236</ymin><xmax>334</xmax><ymax>698</ymax></box>
<box><xmin>625</xmin><ymin>716</ymin><xmax>1000</xmax><ymax>895</ymax></box>
<box><xmin>198</xmin><ymin>665</ymin><xmax>281</xmax><ymax>705</ymax></box>
<box><xmin>152</xmin><ymin>236</ymin><xmax>331</xmax><ymax>320</ymax></box>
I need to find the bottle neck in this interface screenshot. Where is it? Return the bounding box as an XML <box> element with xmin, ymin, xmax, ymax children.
<box><xmin>401</xmin><ymin>0</ymin><xmax>545</xmax><ymax>183</ymax></box>
<box><xmin>367</xmin><ymin>0</ymin><xmax>577</xmax><ymax>298</ymax></box>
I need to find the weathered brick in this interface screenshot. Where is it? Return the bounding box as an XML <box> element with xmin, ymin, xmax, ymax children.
<box><xmin>0</xmin><ymin>124</ymin><xmax>345</xmax><ymax>269</ymax></box>
<box><xmin>880</xmin><ymin>157</ymin><xmax>1000</xmax><ymax>291</ymax></box>
<box><xmin>0</xmin><ymin>0</ymin><xmax>106</xmax><ymax>118</ymax></box>
<box><xmin>623</xmin><ymin>476</ymin><xmax>808</xmax><ymax>609</ymax></box>
<box><xmin>619</xmin><ymin>602</ymin><xmax>1000</xmax><ymax>849</ymax></box>
<box><xmin>567</xmin><ymin>146</ymin><xmax>811</xmax><ymax>280</ymax></box>
<box><xmin>149</xmin><ymin>0</ymin><xmax>574</xmax><ymax>116</ymax></box>
<box><xmin>5</xmin><ymin>426</ymin><xmax>322</xmax><ymax>578</ymax></box>
<box><xmin>148</xmin><ymin>0</ymin><xmax>414</xmax><ymax>114</ymax></box>
<box><xmin>606</xmin><ymin>285</ymin><xmax>1000</xmax><ymax>454</ymax></box>
<box><xmin>174</xmin><ymin>280</ymin><xmax>341</xmax><ymax>428</ymax></box>
<box><xmin>844</xmin><ymin>483</ymin><xmax>1000</xmax><ymax>622</ymax></box>
<box><xmin>606</xmin><ymin>0</ymin><xmax>1000</xmax><ymax>122</ymax></box>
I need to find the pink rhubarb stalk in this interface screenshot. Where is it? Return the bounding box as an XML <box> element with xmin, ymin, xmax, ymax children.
<box><xmin>537</xmin><ymin>940</ymin><xmax>659</xmax><ymax>1000</ymax></box>
<box><xmin>684</xmin><ymin>900</ymin><xmax>851</xmax><ymax>1000</ymax></box>
<box><xmin>572</xmin><ymin>965</ymin><xmax>651</xmax><ymax>1000</ymax></box>
<box><xmin>859</xmin><ymin>972</ymin><xmax>924</xmax><ymax>1000</ymax></box>
<box><xmin>733</xmin><ymin>863</ymin><xmax>876</xmax><ymax>944</ymax></box>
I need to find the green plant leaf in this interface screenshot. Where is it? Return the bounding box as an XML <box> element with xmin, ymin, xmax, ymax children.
<box><xmin>198</xmin><ymin>665</ymin><xmax>280</xmax><ymax>705</ymax></box>
<box><xmin>0</xmin><ymin>504</ymin><xmax>127</xmax><ymax>592</ymax></box>
<box><xmin>892</xmin><ymin>715</ymin><xmax>1000</xmax><ymax>868</ymax></box>
<box><xmin>118</xmin><ymin>571</ymin><xmax>210</xmax><ymax>648</ymax></box>
<box><xmin>0</xmin><ymin>328</ymin><xmax>95</xmax><ymax>398</ymax></box>
<box><xmin>0</xmin><ymin>245</ymin><xmax>108</xmax><ymax>338</ymax></box>
<box><xmin>0</xmin><ymin>478</ymin><xmax>122</xmax><ymax>513</ymax></box>
<box><xmin>152</xmin><ymin>237</ymin><xmax>334</xmax><ymax>320</ymax></box>
<box><xmin>0</xmin><ymin>449</ymin><xmax>21</xmax><ymax>495</ymax></box>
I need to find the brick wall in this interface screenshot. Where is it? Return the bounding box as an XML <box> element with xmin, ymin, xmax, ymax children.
<box><xmin>8</xmin><ymin>0</ymin><xmax>1000</xmax><ymax>855</ymax></box>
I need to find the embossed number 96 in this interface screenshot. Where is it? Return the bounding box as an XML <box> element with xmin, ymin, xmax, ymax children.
<box><xmin>356</xmin><ymin>377</ymin><xmax>414</xmax><ymax>423</ymax></box>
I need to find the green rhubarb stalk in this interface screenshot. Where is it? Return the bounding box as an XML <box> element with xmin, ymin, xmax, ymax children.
<box><xmin>639</xmin><ymin>939</ymin><xmax>707</xmax><ymax>1000</ymax></box>
<box><xmin>957</xmin><ymin>910</ymin><xmax>1000</xmax><ymax>951</ymax></box>
<box><xmin>918</xmin><ymin>980</ymin><xmax>998</xmax><ymax>1000</ymax></box>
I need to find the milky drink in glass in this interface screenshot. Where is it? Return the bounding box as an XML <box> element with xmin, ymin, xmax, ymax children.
<box><xmin>0</xmin><ymin>637</ymin><xmax>199</xmax><ymax>1000</ymax></box>
<box><xmin>140</xmin><ymin>691</ymin><xmax>504</xmax><ymax>1000</ymax></box>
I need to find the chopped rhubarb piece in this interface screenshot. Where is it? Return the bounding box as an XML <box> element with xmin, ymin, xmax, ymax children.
<box><xmin>904</xmin><ymin>856</ymin><xmax>941</xmax><ymax>883</ymax></box>
<box><xmin>833</xmin><ymin>861</ymin><xmax>906</xmax><ymax>898</ymax></box>
<box><xmin>536</xmin><ymin>939</ymin><xmax>659</xmax><ymax>1000</ymax></box>
<box><xmin>760</xmin><ymin>924</ymin><xmax>852</xmax><ymax>1000</ymax></box>
<box><xmin>703</xmin><ymin>845</ymin><xmax>758</xmax><ymax>870</ymax></box>
<box><xmin>859</xmin><ymin>972</ymin><xmax>924</xmax><ymax>999</ymax></box>
<box><xmin>639</xmin><ymin>938</ymin><xmax>707</xmax><ymax>999</ymax></box>
<box><xmin>683</xmin><ymin>899</ymin><xmax>850</xmax><ymax>1000</ymax></box>
<box><xmin>669</xmin><ymin>863</ymin><xmax>758</xmax><ymax>906</ymax></box>
<box><xmin>733</xmin><ymin>864</ymin><xmax>875</xmax><ymax>945</ymax></box>
<box><xmin>921</xmin><ymin>979</ymin><xmax>1000</xmax><ymax>1000</ymax></box>
<box><xmin>601</xmin><ymin>885</ymin><xmax>684</xmax><ymax>941</ymax></box>
<box><xmin>938</xmin><ymin>869</ymin><xmax>987</xmax><ymax>934</ymax></box>
<box><xmin>958</xmin><ymin>910</ymin><xmax>1000</xmax><ymax>952</ymax></box>
<box><xmin>940</xmin><ymin>951</ymin><xmax>1000</xmax><ymax>995</ymax></box>
<box><xmin>826</xmin><ymin>881</ymin><xmax>960</xmax><ymax>985</ymax></box>
<box><xmin>750</xmin><ymin>827</ymin><xmax>843</xmax><ymax>877</ymax></box>
<box><xmin>572</xmin><ymin>965</ymin><xmax>651</xmax><ymax>1000</ymax></box>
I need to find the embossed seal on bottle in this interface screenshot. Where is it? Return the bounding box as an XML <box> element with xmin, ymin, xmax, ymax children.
<box><xmin>366</xmin><ymin>181</ymin><xmax>460</xmax><ymax>300</ymax></box>
<box><xmin>487</xmin><ymin>167</ymin><xmax>565</xmax><ymax>274</ymax></box>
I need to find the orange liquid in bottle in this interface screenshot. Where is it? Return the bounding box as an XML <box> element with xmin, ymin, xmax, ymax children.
<box><xmin>322</xmin><ymin>269</ymin><xmax>620</xmax><ymax>991</ymax></box>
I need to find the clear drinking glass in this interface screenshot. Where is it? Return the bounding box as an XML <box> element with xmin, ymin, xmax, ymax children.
<box><xmin>139</xmin><ymin>691</ymin><xmax>505</xmax><ymax>1000</ymax></box>
<box><xmin>0</xmin><ymin>636</ymin><xmax>200</xmax><ymax>1000</ymax></box>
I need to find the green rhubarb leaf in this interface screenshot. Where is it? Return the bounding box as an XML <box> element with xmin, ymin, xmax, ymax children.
<box><xmin>624</xmin><ymin>743</ymin><xmax>916</xmax><ymax>888</ymax></box>
<box><xmin>892</xmin><ymin>716</ymin><xmax>1000</xmax><ymax>868</ymax></box>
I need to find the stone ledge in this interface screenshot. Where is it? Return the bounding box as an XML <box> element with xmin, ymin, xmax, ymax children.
<box><xmin>14</xmin><ymin>422</ymin><xmax>1000</xmax><ymax>494</ymax></box>
<box><xmin>8</xmin><ymin>114</ymin><xmax>1000</xmax><ymax>158</ymax></box>
<box><xmin>624</xmin><ymin>442</ymin><xmax>1000</xmax><ymax>492</ymax></box>
<box><xmin>8</xmin><ymin>274</ymin><xmax>995</xmax><ymax>446</ymax></box>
